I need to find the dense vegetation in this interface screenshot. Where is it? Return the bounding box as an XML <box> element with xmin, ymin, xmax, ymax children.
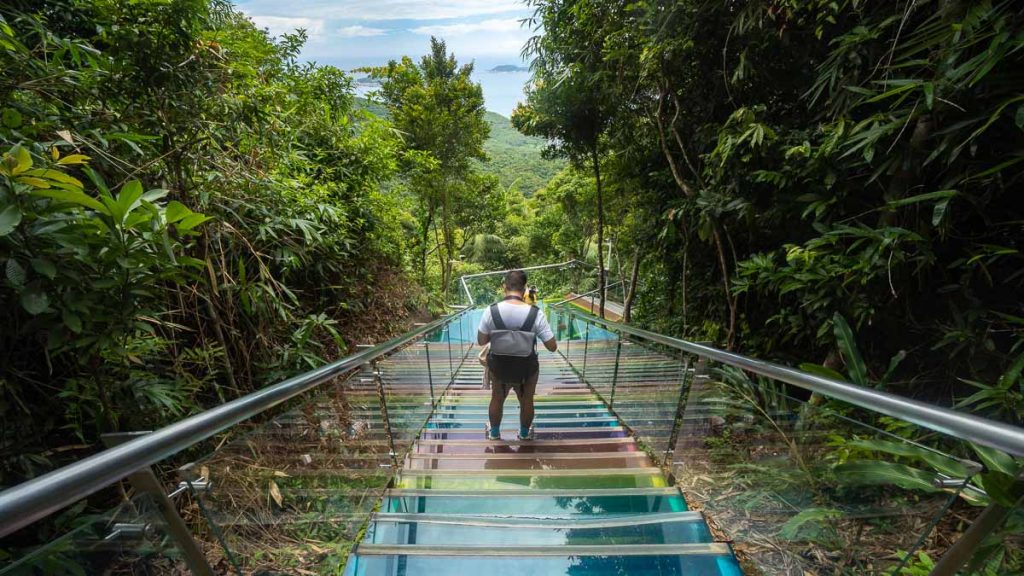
<box><xmin>481</xmin><ymin>110</ymin><xmax>564</xmax><ymax>197</ymax></box>
<box><xmin>508</xmin><ymin>0</ymin><xmax>1024</xmax><ymax>420</ymax></box>
<box><xmin>0</xmin><ymin>1</ymin><xmax>420</xmax><ymax>493</ymax></box>
<box><xmin>496</xmin><ymin>0</ymin><xmax>1024</xmax><ymax>572</ymax></box>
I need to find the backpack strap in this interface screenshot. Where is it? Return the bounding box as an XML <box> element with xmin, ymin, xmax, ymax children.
<box><xmin>521</xmin><ymin>305</ymin><xmax>540</xmax><ymax>332</ymax></box>
<box><xmin>489</xmin><ymin>303</ymin><xmax>507</xmax><ymax>330</ymax></box>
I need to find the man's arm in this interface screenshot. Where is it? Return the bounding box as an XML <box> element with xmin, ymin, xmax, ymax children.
<box><xmin>542</xmin><ymin>337</ymin><xmax>557</xmax><ymax>352</ymax></box>
<box><xmin>478</xmin><ymin>331</ymin><xmax>490</xmax><ymax>346</ymax></box>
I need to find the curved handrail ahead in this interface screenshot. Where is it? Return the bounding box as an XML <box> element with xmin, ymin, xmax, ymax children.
<box><xmin>557</xmin><ymin>307</ymin><xmax>1024</xmax><ymax>458</ymax></box>
<box><xmin>0</xmin><ymin>309</ymin><xmax>471</xmax><ymax>539</ymax></box>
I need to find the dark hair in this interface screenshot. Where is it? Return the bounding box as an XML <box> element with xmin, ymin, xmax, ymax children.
<box><xmin>503</xmin><ymin>269</ymin><xmax>527</xmax><ymax>292</ymax></box>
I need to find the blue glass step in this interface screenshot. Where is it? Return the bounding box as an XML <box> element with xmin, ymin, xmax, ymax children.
<box><xmin>383</xmin><ymin>488</ymin><xmax>689</xmax><ymax>516</ymax></box>
<box><xmin>365</xmin><ymin>512</ymin><xmax>713</xmax><ymax>546</ymax></box>
<box><xmin>425</xmin><ymin>419</ymin><xmax>619</xmax><ymax>429</ymax></box>
<box><xmin>344</xmin><ymin>546</ymin><xmax>743</xmax><ymax>576</ymax></box>
<box><xmin>419</xmin><ymin>429</ymin><xmax>628</xmax><ymax>441</ymax></box>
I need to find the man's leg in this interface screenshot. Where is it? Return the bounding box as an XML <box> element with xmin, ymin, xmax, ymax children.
<box><xmin>488</xmin><ymin>374</ymin><xmax>510</xmax><ymax>438</ymax></box>
<box><xmin>516</xmin><ymin>370</ymin><xmax>539</xmax><ymax>437</ymax></box>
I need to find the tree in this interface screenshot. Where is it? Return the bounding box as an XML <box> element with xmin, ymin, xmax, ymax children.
<box><xmin>373</xmin><ymin>38</ymin><xmax>497</xmax><ymax>304</ymax></box>
<box><xmin>514</xmin><ymin>3</ymin><xmax>616</xmax><ymax>317</ymax></box>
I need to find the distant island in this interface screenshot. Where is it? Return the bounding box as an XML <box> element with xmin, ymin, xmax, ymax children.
<box><xmin>489</xmin><ymin>65</ymin><xmax>529</xmax><ymax>73</ymax></box>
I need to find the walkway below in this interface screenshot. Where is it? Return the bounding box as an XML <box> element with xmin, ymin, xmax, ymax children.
<box><xmin>345</xmin><ymin>352</ymin><xmax>743</xmax><ymax>575</ymax></box>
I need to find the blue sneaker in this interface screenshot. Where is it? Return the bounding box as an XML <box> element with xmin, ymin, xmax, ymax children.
<box><xmin>518</xmin><ymin>426</ymin><xmax>535</xmax><ymax>441</ymax></box>
<box><xmin>485</xmin><ymin>423</ymin><xmax>501</xmax><ymax>441</ymax></box>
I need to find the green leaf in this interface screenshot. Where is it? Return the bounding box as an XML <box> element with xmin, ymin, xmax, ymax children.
<box><xmin>798</xmin><ymin>363</ymin><xmax>848</xmax><ymax>382</ymax></box>
<box><xmin>932</xmin><ymin>198</ymin><xmax>950</xmax><ymax>226</ymax></box>
<box><xmin>141</xmin><ymin>188</ymin><xmax>169</xmax><ymax>203</ymax></box>
<box><xmin>30</xmin><ymin>258</ymin><xmax>57</xmax><ymax>279</ymax></box>
<box><xmin>835</xmin><ymin>460</ymin><xmax>941</xmax><ymax>493</ymax></box>
<box><xmin>887</xmin><ymin>189</ymin><xmax>957</xmax><ymax>208</ymax></box>
<box><xmin>1016</xmin><ymin>104</ymin><xmax>1024</xmax><ymax>131</ymax></box>
<box><xmin>164</xmin><ymin>201</ymin><xmax>191</xmax><ymax>224</ymax></box>
<box><xmin>32</xmin><ymin>189</ymin><xmax>107</xmax><ymax>213</ymax></box>
<box><xmin>970</xmin><ymin>444</ymin><xmax>1020</xmax><ymax>477</ymax></box>
<box><xmin>847</xmin><ymin>438</ymin><xmax>971</xmax><ymax>478</ymax></box>
<box><xmin>20</xmin><ymin>288</ymin><xmax>50</xmax><ymax>315</ymax></box>
<box><xmin>6</xmin><ymin>258</ymin><xmax>26</xmax><ymax>287</ymax></box>
<box><xmin>1</xmin><ymin>108</ymin><xmax>22</xmax><ymax>129</ymax></box>
<box><xmin>62</xmin><ymin>309</ymin><xmax>83</xmax><ymax>333</ymax></box>
<box><xmin>12</xmin><ymin>145</ymin><xmax>32</xmax><ymax>175</ymax></box>
<box><xmin>175</xmin><ymin>212</ymin><xmax>212</xmax><ymax>232</ymax></box>
<box><xmin>0</xmin><ymin>205</ymin><xmax>22</xmax><ymax>236</ymax></box>
<box><xmin>778</xmin><ymin>508</ymin><xmax>842</xmax><ymax>541</ymax></box>
<box><xmin>833</xmin><ymin>313</ymin><xmax>868</xmax><ymax>386</ymax></box>
<box><xmin>117</xmin><ymin>180</ymin><xmax>144</xmax><ymax>218</ymax></box>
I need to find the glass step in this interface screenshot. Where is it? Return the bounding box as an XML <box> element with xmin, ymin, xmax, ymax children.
<box><xmin>364</xmin><ymin>512</ymin><xmax>712</xmax><ymax>546</ymax></box>
<box><xmin>413</xmin><ymin>438</ymin><xmax>639</xmax><ymax>454</ymax></box>
<box><xmin>394</xmin><ymin>469</ymin><xmax>667</xmax><ymax>490</ymax></box>
<box><xmin>419</xmin><ymin>429</ymin><xmax>627</xmax><ymax>441</ymax></box>
<box><xmin>425</xmin><ymin>418</ymin><xmax>619</xmax><ymax>429</ymax></box>
<box><xmin>383</xmin><ymin>488</ymin><xmax>689</xmax><ymax>516</ymax></box>
<box><xmin>405</xmin><ymin>453</ymin><xmax>652</xmax><ymax>470</ymax></box>
<box><xmin>344</xmin><ymin>545</ymin><xmax>742</xmax><ymax>576</ymax></box>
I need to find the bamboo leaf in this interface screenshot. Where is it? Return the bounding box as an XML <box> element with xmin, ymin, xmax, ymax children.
<box><xmin>832</xmin><ymin>313</ymin><xmax>868</xmax><ymax>386</ymax></box>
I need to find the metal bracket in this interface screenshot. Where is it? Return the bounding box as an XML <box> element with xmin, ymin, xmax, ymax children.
<box><xmin>105</xmin><ymin>522</ymin><xmax>154</xmax><ymax>542</ymax></box>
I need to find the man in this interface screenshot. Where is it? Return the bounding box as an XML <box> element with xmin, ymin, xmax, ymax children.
<box><xmin>477</xmin><ymin>270</ymin><xmax>558</xmax><ymax>440</ymax></box>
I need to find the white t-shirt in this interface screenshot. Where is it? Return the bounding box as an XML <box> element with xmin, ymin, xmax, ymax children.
<box><xmin>478</xmin><ymin>301</ymin><xmax>555</xmax><ymax>343</ymax></box>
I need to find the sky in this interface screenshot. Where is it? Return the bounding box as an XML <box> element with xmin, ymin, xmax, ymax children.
<box><xmin>232</xmin><ymin>0</ymin><xmax>536</xmax><ymax>70</ymax></box>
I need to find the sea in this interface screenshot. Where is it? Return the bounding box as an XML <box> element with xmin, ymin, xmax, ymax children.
<box><xmin>330</xmin><ymin>57</ymin><xmax>530</xmax><ymax>119</ymax></box>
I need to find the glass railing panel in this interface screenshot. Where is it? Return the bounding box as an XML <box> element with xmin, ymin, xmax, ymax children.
<box><xmin>671</xmin><ymin>359</ymin><xmax>1003</xmax><ymax>575</ymax></box>
<box><xmin>580</xmin><ymin>324</ymin><xmax>618</xmax><ymax>405</ymax></box>
<box><xmin>604</xmin><ymin>336</ymin><xmax>686</xmax><ymax>459</ymax></box>
<box><xmin>0</xmin><ymin>493</ymin><xmax>194</xmax><ymax>576</ymax></box>
<box><xmin>377</xmin><ymin>342</ymin><xmax>434</xmax><ymax>460</ymax></box>
<box><xmin>183</xmin><ymin>364</ymin><xmax>395</xmax><ymax>574</ymax></box>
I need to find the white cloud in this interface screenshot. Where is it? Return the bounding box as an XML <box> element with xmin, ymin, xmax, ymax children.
<box><xmin>249</xmin><ymin>15</ymin><xmax>325</xmax><ymax>39</ymax></box>
<box><xmin>411</xmin><ymin>18</ymin><xmax>522</xmax><ymax>37</ymax></box>
<box><xmin>236</xmin><ymin>0</ymin><xmax>523</xmax><ymax>21</ymax></box>
<box><xmin>338</xmin><ymin>25</ymin><xmax>388</xmax><ymax>37</ymax></box>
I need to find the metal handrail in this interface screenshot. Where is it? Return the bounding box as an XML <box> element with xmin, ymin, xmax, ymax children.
<box><xmin>551</xmin><ymin>281</ymin><xmax>626</xmax><ymax>308</ymax></box>
<box><xmin>0</xmin><ymin>309</ymin><xmax>471</xmax><ymax>539</ymax></box>
<box><xmin>557</xmin><ymin>307</ymin><xmax>1024</xmax><ymax>458</ymax></box>
<box><xmin>459</xmin><ymin>259</ymin><xmax>587</xmax><ymax>305</ymax></box>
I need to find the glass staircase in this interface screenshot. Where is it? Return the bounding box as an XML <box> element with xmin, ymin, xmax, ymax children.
<box><xmin>343</xmin><ymin>354</ymin><xmax>744</xmax><ymax>576</ymax></box>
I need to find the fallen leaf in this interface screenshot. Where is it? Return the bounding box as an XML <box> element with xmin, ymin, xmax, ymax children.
<box><xmin>269</xmin><ymin>480</ymin><xmax>283</xmax><ymax>507</ymax></box>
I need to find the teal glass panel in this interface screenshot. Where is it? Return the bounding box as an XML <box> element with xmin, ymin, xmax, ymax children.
<box><xmin>383</xmin><ymin>493</ymin><xmax>688</xmax><ymax>516</ymax></box>
<box><xmin>344</xmin><ymin>553</ymin><xmax>743</xmax><ymax>576</ymax></box>
<box><xmin>366</xmin><ymin>515</ymin><xmax>713</xmax><ymax>545</ymax></box>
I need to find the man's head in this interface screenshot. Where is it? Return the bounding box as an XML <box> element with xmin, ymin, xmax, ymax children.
<box><xmin>503</xmin><ymin>270</ymin><xmax>528</xmax><ymax>294</ymax></box>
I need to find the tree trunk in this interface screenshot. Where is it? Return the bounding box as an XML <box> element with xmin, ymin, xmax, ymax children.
<box><xmin>623</xmin><ymin>247</ymin><xmax>642</xmax><ymax>323</ymax></box>
<box><xmin>202</xmin><ymin>230</ymin><xmax>235</xmax><ymax>402</ymax></box>
<box><xmin>711</xmin><ymin>224</ymin><xmax>737</xmax><ymax>349</ymax></box>
<box><xmin>420</xmin><ymin>205</ymin><xmax>434</xmax><ymax>284</ymax></box>
<box><xmin>591</xmin><ymin>147</ymin><xmax>606</xmax><ymax>319</ymax></box>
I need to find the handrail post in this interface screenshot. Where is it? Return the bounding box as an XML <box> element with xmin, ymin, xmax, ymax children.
<box><xmin>664</xmin><ymin>355</ymin><xmax>694</xmax><ymax>467</ymax></box>
<box><xmin>424</xmin><ymin>339</ymin><xmax>435</xmax><ymax>406</ymax></box>
<box><xmin>565</xmin><ymin>316</ymin><xmax>572</xmax><ymax>361</ymax></box>
<box><xmin>581</xmin><ymin>322</ymin><xmax>591</xmax><ymax>384</ymax></box>
<box><xmin>609</xmin><ymin>336</ymin><xmax>623</xmax><ymax>409</ymax></box>
<box><xmin>101</xmin><ymin>432</ymin><xmax>214</xmax><ymax>576</ymax></box>
<box><xmin>372</xmin><ymin>360</ymin><xmax>399</xmax><ymax>469</ymax></box>
<box><xmin>446</xmin><ymin>327</ymin><xmax>454</xmax><ymax>384</ymax></box>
